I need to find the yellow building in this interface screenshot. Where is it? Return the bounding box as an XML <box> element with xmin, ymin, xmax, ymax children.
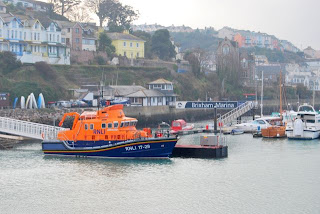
<box><xmin>106</xmin><ymin>32</ymin><xmax>145</xmax><ymax>59</ymax></box>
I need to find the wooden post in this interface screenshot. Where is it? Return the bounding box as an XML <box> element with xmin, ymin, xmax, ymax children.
<box><xmin>214</xmin><ymin>107</ymin><xmax>217</xmax><ymax>132</ymax></box>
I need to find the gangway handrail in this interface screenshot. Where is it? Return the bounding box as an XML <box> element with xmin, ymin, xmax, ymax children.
<box><xmin>218</xmin><ymin>101</ymin><xmax>254</xmax><ymax>124</ymax></box>
<box><xmin>0</xmin><ymin>116</ymin><xmax>66</xmax><ymax>140</ymax></box>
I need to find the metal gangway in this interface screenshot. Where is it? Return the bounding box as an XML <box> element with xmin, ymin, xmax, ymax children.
<box><xmin>218</xmin><ymin>101</ymin><xmax>257</xmax><ymax>125</ymax></box>
<box><xmin>0</xmin><ymin>117</ymin><xmax>66</xmax><ymax>140</ymax></box>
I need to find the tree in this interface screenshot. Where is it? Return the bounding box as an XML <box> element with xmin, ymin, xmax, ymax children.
<box><xmin>184</xmin><ymin>51</ymin><xmax>201</xmax><ymax>77</ymax></box>
<box><xmin>0</xmin><ymin>51</ymin><xmax>22</xmax><ymax>75</ymax></box>
<box><xmin>86</xmin><ymin>0</ymin><xmax>138</xmax><ymax>28</ymax></box>
<box><xmin>107</xmin><ymin>4</ymin><xmax>138</xmax><ymax>32</ymax></box>
<box><xmin>98</xmin><ymin>31</ymin><xmax>115</xmax><ymax>55</ymax></box>
<box><xmin>65</xmin><ymin>5</ymin><xmax>92</xmax><ymax>23</ymax></box>
<box><xmin>50</xmin><ymin>0</ymin><xmax>81</xmax><ymax>17</ymax></box>
<box><xmin>296</xmin><ymin>84</ymin><xmax>311</xmax><ymax>99</ymax></box>
<box><xmin>132</xmin><ymin>30</ymin><xmax>152</xmax><ymax>59</ymax></box>
<box><xmin>151</xmin><ymin>29</ymin><xmax>176</xmax><ymax>61</ymax></box>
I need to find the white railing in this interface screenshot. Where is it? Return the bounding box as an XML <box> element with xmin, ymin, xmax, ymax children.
<box><xmin>219</xmin><ymin>101</ymin><xmax>255</xmax><ymax>125</ymax></box>
<box><xmin>0</xmin><ymin>117</ymin><xmax>66</xmax><ymax>140</ymax></box>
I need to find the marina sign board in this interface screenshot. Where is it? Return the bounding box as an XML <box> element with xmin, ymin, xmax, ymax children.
<box><xmin>176</xmin><ymin>101</ymin><xmax>238</xmax><ymax>109</ymax></box>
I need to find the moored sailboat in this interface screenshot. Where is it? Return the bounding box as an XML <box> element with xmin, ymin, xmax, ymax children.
<box><xmin>261</xmin><ymin>70</ymin><xmax>286</xmax><ymax>138</ymax></box>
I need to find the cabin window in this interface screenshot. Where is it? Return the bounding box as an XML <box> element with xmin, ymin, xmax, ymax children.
<box><xmin>108</xmin><ymin>123</ymin><xmax>113</xmax><ymax>128</ymax></box>
<box><xmin>120</xmin><ymin>122</ymin><xmax>124</xmax><ymax>128</ymax></box>
<box><xmin>125</xmin><ymin>122</ymin><xmax>129</xmax><ymax>127</ymax></box>
<box><xmin>129</xmin><ymin>121</ymin><xmax>134</xmax><ymax>126</ymax></box>
<box><xmin>114</xmin><ymin>122</ymin><xmax>119</xmax><ymax>128</ymax></box>
<box><xmin>102</xmin><ymin>123</ymin><xmax>106</xmax><ymax>129</ymax></box>
<box><xmin>105</xmin><ymin>135</ymin><xmax>108</xmax><ymax>140</ymax></box>
<box><xmin>85</xmin><ymin>124</ymin><xmax>88</xmax><ymax>130</ymax></box>
<box><xmin>173</xmin><ymin>122</ymin><xmax>180</xmax><ymax>127</ymax></box>
<box><xmin>257</xmin><ymin>120</ymin><xmax>266</xmax><ymax>124</ymax></box>
<box><xmin>306</xmin><ymin>120</ymin><xmax>315</xmax><ymax>123</ymax></box>
<box><xmin>90</xmin><ymin>124</ymin><xmax>94</xmax><ymax>130</ymax></box>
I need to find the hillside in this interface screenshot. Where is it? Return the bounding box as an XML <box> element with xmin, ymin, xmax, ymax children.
<box><xmin>171</xmin><ymin>30</ymin><xmax>222</xmax><ymax>52</ymax></box>
<box><xmin>0</xmin><ymin>64</ymin><xmax>226</xmax><ymax>102</ymax></box>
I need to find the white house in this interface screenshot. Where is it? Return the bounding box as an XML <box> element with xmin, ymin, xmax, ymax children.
<box><xmin>0</xmin><ymin>12</ymin><xmax>70</xmax><ymax>64</ymax></box>
<box><xmin>102</xmin><ymin>79</ymin><xmax>178</xmax><ymax>107</ymax></box>
<box><xmin>285</xmin><ymin>63</ymin><xmax>320</xmax><ymax>91</ymax></box>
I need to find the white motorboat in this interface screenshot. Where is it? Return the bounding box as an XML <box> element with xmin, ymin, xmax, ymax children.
<box><xmin>286</xmin><ymin>104</ymin><xmax>320</xmax><ymax>140</ymax></box>
<box><xmin>234</xmin><ymin>117</ymin><xmax>280</xmax><ymax>133</ymax></box>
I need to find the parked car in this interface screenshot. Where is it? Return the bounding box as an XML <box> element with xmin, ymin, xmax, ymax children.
<box><xmin>71</xmin><ymin>100</ymin><xmax>89</xmax><ymax>108</ymax></box>
<box><xmin>56</xmin><ymin>101</ymin><xmax>72</xmax><ymax>108</ymax></box>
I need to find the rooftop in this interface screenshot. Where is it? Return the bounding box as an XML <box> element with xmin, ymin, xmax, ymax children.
<box><xmin>109</xmin><ymin>85</ymin><xmax>146</xmax><ymax>96</ymax></box>
<box><xmin>148</xmin><ymin>78</ymin><xmax>173</xmax><ymax>85</ymax></box>
<box><xmin>106</xmin><ymin>32</ymin><xmax>145</xmax><ymax>42</ymax></box>
<box><xmin>125</xmin><ymin>89</ymin><xmax>164</xmax><ymax>98</ymax></box>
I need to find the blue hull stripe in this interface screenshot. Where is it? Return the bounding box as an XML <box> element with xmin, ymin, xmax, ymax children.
<box><xmin>42</xmin><ymin>138</ymin><xmax>178</xmax><ymax>158</ymax></box>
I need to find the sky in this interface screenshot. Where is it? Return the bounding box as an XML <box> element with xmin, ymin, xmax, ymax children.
<box><xmin>120</xmin><ymin>0</ymin><xmax>320</xmax><ymax>50</ymax></box>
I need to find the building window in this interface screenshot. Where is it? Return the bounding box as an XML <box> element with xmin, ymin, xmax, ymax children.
<box><xmin>34</xmin><ymin>33</ymin><xmax>36</xmax><ymax>40</ymax></box>
<box><xmin>24</xmin><ymin>32</ymin><xmax>26</xmax><ymax>40</ymax></box>
<box><xmin>38</xmin><ymin>33</ymin><xmax>40</xmax><ymax>40</ymax></box>
<box><xmin>75</xmin><ymin>28</ymin><xmax>79</xmax><ymax>33</ymax></box>
<box><xmin>50</xmin><ymin>24</ymin><xmax>54</xmax><ymax>32</ymax></box>
<box><xmin>108</xmin><ymin>123</ymin><xmax>112</xmax><ymax>128</ymax></box>
<box><xmin>123</xmin><ymin>41</ymin><xmax>126</xmax><ymax>46</ymax></box>
<box><xmin>57</xmin><ymin>35</ymin><xmax>60</xmax><ymax>43</ymax></box>
<box><xmin>102</xmin><ymin>123</ymin><xmax>106</xmax><ymax>129</ymax></box>
<box><xmin>49</xmin><ymin>34</ymin><xmax>52</xmax><ymax>41</ymax></box>
<box><xmin>11</xmin><ymin>30</ymin><xmax>14</xmax><ymax>38</ymax></box>
<box><xmin>12</xmin><ymin>21</ymin><xmax>16</xmax><ymax>28</ymax></box>
<box><xmin>61</xmin><ymin>38</ymin><xmax>65</xmax><ymax>43</ymax></box>
<box><xmin>76</xmin><ymin>38</ymin><xmax>80</xmax><ymax>43</ymax></box>
<box><xmin>130</xmin><ymin>42</ymin><xmax>132</xmax><ymax>47</ymax></box>
<box><xmin>53</xmin><ymin>34</ymin><xmax>55</xmax><ymax>42</ymax></box>
<box><xmin>136</xmin><ymin>43</ymin><xmax>139</xmax><ymax>48</ymax></box>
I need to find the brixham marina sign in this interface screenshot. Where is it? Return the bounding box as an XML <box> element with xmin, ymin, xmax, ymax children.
<box><xmin>176</xmin><ymin>101</ymin><xmax>239</xmax><ymax>109</ymax></box>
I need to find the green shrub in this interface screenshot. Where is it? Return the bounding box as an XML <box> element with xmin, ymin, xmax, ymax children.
<box><xmin>0</xmin><ymin>51</ymin><xmax>22</xmax><ymax>74</ymax></box>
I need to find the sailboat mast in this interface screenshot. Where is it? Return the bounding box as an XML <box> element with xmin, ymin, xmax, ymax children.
<box><xmin>280</xmin><ymin>70</ymin><xmax>283</xmax><ymax>118</ymax></box>
<box><xmin>261</xmin><ymin>71</ymin><xmax>264</xmax><ymax>117</ymax></box>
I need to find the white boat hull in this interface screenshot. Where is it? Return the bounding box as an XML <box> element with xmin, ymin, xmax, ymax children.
<box><xmin>286</xmin><ymin>130</ymin><xmax>320</xmax><ymax>140</ymax></box>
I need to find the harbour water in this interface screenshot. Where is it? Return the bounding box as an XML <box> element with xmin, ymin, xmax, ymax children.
<box><xmin>1</xmin><ymin>121</ymin><xmax>320</xmax><ymax>213</ymax></box>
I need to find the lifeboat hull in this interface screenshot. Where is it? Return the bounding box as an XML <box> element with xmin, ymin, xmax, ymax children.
<box><xmin>42</xmin><ymin>138</ymin><xmax>178</xmax><ymax>158</ymax></box>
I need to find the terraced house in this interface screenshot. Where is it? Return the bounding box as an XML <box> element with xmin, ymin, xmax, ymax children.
<box><xmin>0</xmin><ymin>3</ymin><xmax>70</xmax><ymax>64</ymax></box>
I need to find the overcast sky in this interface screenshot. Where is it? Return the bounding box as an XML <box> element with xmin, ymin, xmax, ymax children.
<box><xmin>120</xmin><ymin>0</ymin><xmax>320</xmax><ymax>50</ymax></box>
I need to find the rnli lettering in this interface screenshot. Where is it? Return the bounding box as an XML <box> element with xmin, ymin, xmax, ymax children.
<box><xmin>125</xmin><ymin>144</ymin><xmax>151</xmax><ymax>152</ymax></box>
<box><xmin>93</xmin><ymin>129</ymin><xmax>106</xmax><ymax>135</ymax></box>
